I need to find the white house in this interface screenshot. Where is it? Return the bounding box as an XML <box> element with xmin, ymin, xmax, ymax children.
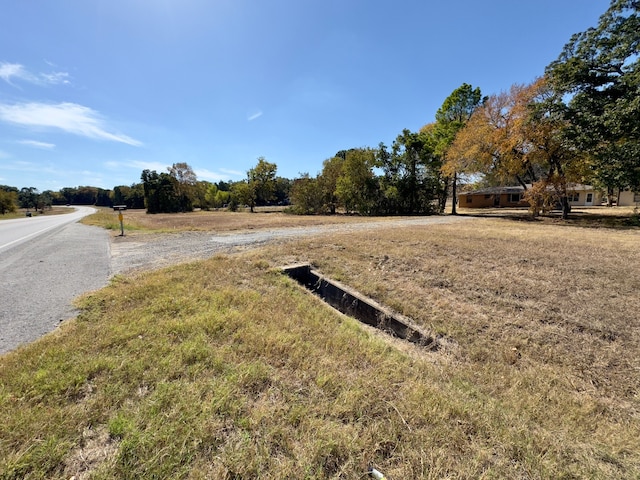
<box><xmin>565</xmin><ymin>184</ymin><xmax>602</xmax><ymax>206</ymax></box>
<box><xmin>617</xmin><ymin>189</ymin><xmax>640</xmax><ymax>206</ymax></box>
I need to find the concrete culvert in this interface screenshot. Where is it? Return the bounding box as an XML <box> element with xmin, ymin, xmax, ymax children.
<box><xmin>282</xmin><ymin>264</ymin><xmax>438</xmax><ymax>350</ymax></box>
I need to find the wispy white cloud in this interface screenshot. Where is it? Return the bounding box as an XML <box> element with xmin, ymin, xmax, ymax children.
<box><xmin>0</xmin><ymin>102</ymin><xmax>142</xmax><ymax>146</ymax></box>
<box><xmin>129</xmin><ymin>160</ymin><xmax>168</xmax><ymax>171</ymax></box>
<box><xmin>0</xmin><ymin>63</ymin><xmax>30</xmax><ymax>85</ymax></box>
<box><xmin>17</xmin><ymin>139</ymin><xmax>56</xmax><ymax>150</ymax></box>
<box><xmin>1</xmin><ymin>159</ymin><xmax>52</xmax><ymax>174</ymax></box>
<box><xmin>247</xmin><ymin>110</ymin><xmax>263</xmax><ymax>121</ymax></box>
<box><xmin>40</xmin><ymin>71</ymin><xmax>71</xmax><ymax>85</ymax></box>
<box><xmin>105</xmin><ymin>160</ymin><xmax>167</xmax><ymax>172</ymax></box>
<box><xmin>106</xmin><ymin>161</ymin><xmax>237</xmax><ymax>182</ymax></box>
<box><xmin>0</xmin><ymin>62</ymin><xmax>71</xmax><ymax>86</ymax></box>
<box><xmin>219</xmin><ymin>167</ymin><xmax>244</xmax><ymax>176</ymax></box>
<box><xmin>195</xmin><ymin>168</ymin><xmax>239</xmax><ymax>181</ymax></box>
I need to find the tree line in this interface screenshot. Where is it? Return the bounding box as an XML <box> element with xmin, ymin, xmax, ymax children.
<box><xmin>0</xmin><ymin>185</ymin><xmax>116</xmax><ymax>214</ymax></box>
<box><xmin>241</xmin><ymin>0</ymin><xmax>639</xmax><ymax>218</ymax></box>
<box><xmin>290</xmin><ymin>83</ymin><xmax>484</xmax><ymax>216</ymax></box>
<box><xmin>133</xmin><ymin>80</ymin><xmax>482</xmax><ymax>216</ymax></box>
<box><xmin>139</xmin><ymin>159</ymin><xmax>292</xmax><ymax>214</ymax></box>
<box><xmin>291</xmin><ymin>0</ymin><xmax>639</xmax><ymax>218</ymax></box>
<box><xmin>3</xmin><ymin>1</ymin><xmax>636</xmax><ymax>219</ymax></box>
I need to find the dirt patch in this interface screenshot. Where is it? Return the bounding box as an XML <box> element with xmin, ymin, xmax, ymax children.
<box><xmin>64</xmin><ymin>426</ymin><xmax>118</xmax><ymax>480</ymax></box>
<box><xmin>109</xmin><ymin>216</ymin><xmax>473</xmax><ymax>275</ymax></box>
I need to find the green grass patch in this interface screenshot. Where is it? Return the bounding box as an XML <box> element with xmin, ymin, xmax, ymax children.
<box><xmin>80</xmin><ymin>208</ymin><xmax>148</xmax><ymax>232</ymax></box>
<box><xmin>0</xmin><ymin>211</ymin><xmax>29</xmax><ymax>220</ymax></box>
<box><xmin>0</xmin><ymin>207</ymin><xmax>71</xmax><ymax>221</ymax></box>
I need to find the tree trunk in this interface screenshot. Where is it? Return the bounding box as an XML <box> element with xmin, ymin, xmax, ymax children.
<box><xmin>451</xmin><ymin>172</ymin><xmax>458</xmax><ymax>215</ymax></box>
<box><xmin>607</xmin><ymin>186</ymin><xmax>614</xmax><ymax>207</ymax></box>
<box><xmin>438</xmin><ymin>177</ymin><xmax>450</xmax><ymax>214</ymax></box>
<box><xmin>561</xmin><ymin>195</ymin><xmax>571</xmax><ymax>219</ymax></box>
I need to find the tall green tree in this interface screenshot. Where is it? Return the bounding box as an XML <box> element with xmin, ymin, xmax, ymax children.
<box><xmin>202</xmin><ymin>183</ymin><xmax>231</xmax><ymax>209</ymax></box>
<box><xmin>38</xmin><ymin>190</ymin><xmax>53</xmax><ymax>211</ymax></box>
<box><xmin>0</xmin><ymin>188</ymin><xmax>17</xmax><ymax>214</ymax></box>
<box><xmin>335</xmin><ymin>148</ymin><xmax>377</xmax><ymax>214</ymax></box>
<box><xmin>192</xmin><ymin>180</ymin><xmax>211</xmax><ymax>209</ymax></box>
<box><xmin>273</xmin><ymin>176</ymin><xmax>292</xmax><ymax>206</ymax></box>
<box><xmin>141</xmin><ymin>169</ymin><xmax>181</xmax><ymax>213</ymax></box>
<box><xmin>374</xmin><ymin>143</ymin><xmax>399</xmax><ymax>214</ymax></box>
<box><xmin>380</xmin><ymin>129</ymin><xmax>439</xmax><ymax>214</ymax></box>
<box><xmin>18</xmin><ymin>187</ymin><xmax>39</xmax><ymax>211</ymax></box>
<box><xmin>290</xmin><ymin>174</ymin><xmax>324</xmax><ymax>214</ymax></box>
<box><xmin>167</xmin><ymin>162</ymin><xmax>197</xmax><ymax>212</ymax></box>
<box><xmin>204</xmin><ymin>183</ymin><xmax>219</xmax><ymax>209</ymax></box>
<box><xmin>229</xmin><ymin>180</ymin><xmax>252</xmax><ymax>211</ymax></box>
<box><xmin>113</xmin><ymin>184</ymin><xmax>145</xmax><ymax>209</ymax></box>
<box><xmin>318</xmin><ymin>156</ymin><xmax>345</xmax><ymax>214</ymax></box>
<box><xmin>546</xmin><ymin>0</ymin><xmax>640</xmax><ymax>195</ymax></box>
<box><xmin>247</xmin><ymin>157</ymin><xmax>277</xmax><ymax>212</ymax></box>
<box><xmin>434</xmin><ymin>83</ymin><xmax>485</xmax><ymax>214</ymax></box>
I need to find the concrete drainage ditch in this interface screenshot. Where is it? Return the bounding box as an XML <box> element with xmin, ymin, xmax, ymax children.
<box><xmin>282</xmin><ymin>264</ymin><xmax>439</xmax><ymax>350</ymax></box>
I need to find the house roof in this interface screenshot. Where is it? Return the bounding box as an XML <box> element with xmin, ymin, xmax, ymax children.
<box><xmin>461</xmin><ymin>183</ymin><xmax>595</xmax><ymax>196</ymax></box>
<box><xmin>460</xmin><ymin>186</ymin><xmax>525</xmax><ymax>196</ymax></box>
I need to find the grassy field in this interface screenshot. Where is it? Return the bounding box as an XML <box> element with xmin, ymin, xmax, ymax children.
<box><xmin>80</xmin><ymin>206</ymin><xmax>400</xmax><ymax>234</ymax></box>
<box><xmin>0</xmin><ymin>207</ymin><xmax>72</xmax><ymax>220</ymax></box>
<box><xmin>1</xmin><ymin>209</ymin><xmax>639</xmax><ymax>478</ymax></box>
<box><xmin>81</xmin><ymin>205</ymin><xmax>640</xmax><ymax>233</ymax></box>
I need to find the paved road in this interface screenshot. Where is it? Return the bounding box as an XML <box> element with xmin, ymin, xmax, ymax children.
<box><xmin>0</xmin><ymin>206</ymin><xmax>97</xmax><ymax>253</ymax></box>
<box><xmin>0</xmin><ymin>207</ymin><xmax>111</xmax><ymax>354</ymax></box>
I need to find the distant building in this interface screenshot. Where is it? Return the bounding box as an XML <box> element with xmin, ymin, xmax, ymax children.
<box><xmin>458</xmin><ymin>184</ymin><xmax>603</xmax><ymax>208</ymax></box>
<box><xmin>458</xmin><ymin>186</ymin><xmax>528</xmax><ymax>208</ymax></box>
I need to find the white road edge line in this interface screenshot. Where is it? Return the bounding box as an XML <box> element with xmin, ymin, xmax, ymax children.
<box><xmin>0</xmin><ymin>222</ymin><xmax>67</xmax><ymax>251</ymax></box>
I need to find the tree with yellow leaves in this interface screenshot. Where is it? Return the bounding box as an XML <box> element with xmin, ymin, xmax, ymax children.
<box><xmin>444</xmin><ymin>78</ymin><xmax>588</xmax><ymax>218</ymax></box>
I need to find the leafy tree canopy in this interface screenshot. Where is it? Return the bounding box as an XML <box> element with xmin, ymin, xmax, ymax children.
<box><xmin>546</xmin><ymin>0</ymin><xmax>640</xmax><ymax>190</ymax></box>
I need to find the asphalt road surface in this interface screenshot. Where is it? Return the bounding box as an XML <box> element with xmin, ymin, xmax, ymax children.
<box><xmin>0</xmin><ymin>207</ymin><xmax>111</xmax><ymax>354</ymax></box>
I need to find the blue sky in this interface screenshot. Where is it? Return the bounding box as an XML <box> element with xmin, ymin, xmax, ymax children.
<box><xmin>1</xmin><ymin>0</ymin><xmax>610</xmax><ymax>192</ymax></box>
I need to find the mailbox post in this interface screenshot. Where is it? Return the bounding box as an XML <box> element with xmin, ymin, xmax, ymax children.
<box><xmin>113</xmin><ymin>205</ymin><xmax>127</xmax><ymax>236</ymax></box>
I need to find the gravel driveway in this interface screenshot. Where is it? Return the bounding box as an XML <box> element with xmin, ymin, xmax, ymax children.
<box><xmin>110</xmin><ymin>215</ymin><xmax>473</xmax><ymax>275</ymax></box>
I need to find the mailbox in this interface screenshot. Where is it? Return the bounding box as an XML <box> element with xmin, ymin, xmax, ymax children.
<box><xmin>113</xmin><ymin>205</ymin><xmax>127</xmax><ymax>211</ymax></box>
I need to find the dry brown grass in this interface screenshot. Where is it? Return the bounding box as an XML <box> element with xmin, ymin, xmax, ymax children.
<box><xmin>456</xmin><ymin>205</ymin><xmax>640</xmax><ymax>229</ymax></box>
<box><xmin>87</xmin><ymin>205</ymin><xmax>639</xmax><ymax>234</ymax></box>
<box><xmin>110</xmin><ymin>208</ymin><xmax>395</xmax><ymax>233</ymax></box>
<box><xmin>2</xmin><ymin>211</ymin><xmax>639</xmax><ymax>478</ymax></box>
<box><xmin>252</xmin><ymin>216</ymin><xmax>640</xmax><ymax>472</ymax></box>
<box><xmin>261</xmin><ymin>217</ymin><xmax>640</xmax><ymax>399</ymax></box>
